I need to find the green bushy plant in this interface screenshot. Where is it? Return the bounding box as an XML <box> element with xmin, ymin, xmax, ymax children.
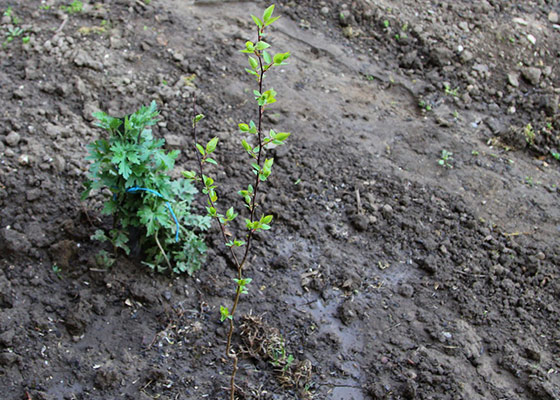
<box><xmin>185</xmin><ymin>5</ymin><xmax>292</xmax><ymax>398</ymax></box>
<box><xmin>82</xmin><ymin>101</ymin><xmax>211</xmax><ymax>274</ymax></box>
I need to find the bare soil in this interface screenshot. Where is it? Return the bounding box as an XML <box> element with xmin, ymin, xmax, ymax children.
<box><xmin>1</xmin><ymin>1</ymin><xmax>559</xmax><ymax>399</ymax></box>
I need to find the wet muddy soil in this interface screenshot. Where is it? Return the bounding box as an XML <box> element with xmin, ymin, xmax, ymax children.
<box><xmin>0</xmin><ymin>1</ymin><xmax>559</xmax><ymax>399</ymax></box>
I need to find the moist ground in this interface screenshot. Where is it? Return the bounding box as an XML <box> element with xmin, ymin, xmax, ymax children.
<box><xmin>0</xmin><ymin>1</ymin><xmax>559</xmax><ymax>399</ymax></box>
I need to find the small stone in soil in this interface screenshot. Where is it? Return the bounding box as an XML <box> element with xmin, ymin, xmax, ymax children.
<box><xmin>507</xmin><ymin>72</ymin><xmax>519</xmax><ymax>87</ymax></box>
<box><xmin>522</xmin><ymin>67</ymin><xmax>541</xmax><ymax>86</ymax></box>
<box><xmin>397</xmin><ymin>283</ymin><xmax>414</xmax><ymax>298</ymax></box>
<box><xmin>5</xmin><ymin>131</ymin><xmax>21</xmax><ymax>147</ymax></box>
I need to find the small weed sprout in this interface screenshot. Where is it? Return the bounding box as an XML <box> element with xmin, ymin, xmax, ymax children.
<box><xmin>82</xmin><ymin>101</ymin><xmax>211</xmax><ymax>274</ymax></box>
<box><xmin>52</xmin><ymin>265</ymin><xmax>62</xmax><ymax>279</ymax></box>
<box><xmin>418</xmin><ymin>99</ymin><xmax>432</xmax><ymax>112</ymax></box>
<box><xmin>524</xmin><ymin>123</ymin><xmax>535</xmax><ymax>145</ymax></box>
<box><xmin>438</xmin><ymin>149</ymin><xmax>453</xmax><ymax>168</ymax></box>
<box><xmin>3</xmin><ymin>6</ymin><xmax>20</xmax><ymax>25</ymax></box>
<box><xmin>60</xmin><ymin>1</ymin><xmax>83</xmax><ymax>14</ymax></box>
<box><xmin>3</xmin><ymin>26</ymin><xmax>24</xmax><ymax>47</ymax></box>
<box><xmin>444</xmin><ymin>83</ymin><xmax>459</xmax><ymax>97</ymax></box>
<box><xmin>185</xmin><ymin>5</ymin><xmax>291</xmax><ymax>399</ymax></box>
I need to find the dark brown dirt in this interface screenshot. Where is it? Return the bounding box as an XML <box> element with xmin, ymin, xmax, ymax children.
<box><xmin>0</xmin><ymin>1</ymin><xmax>559</xmax><ymax>399</ymax></box>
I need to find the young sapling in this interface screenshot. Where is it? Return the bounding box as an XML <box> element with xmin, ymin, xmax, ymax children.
<box><xmin>184</xmin><ymin>5</ymin><xmax>292</xmax><ymax>398</ymax></box>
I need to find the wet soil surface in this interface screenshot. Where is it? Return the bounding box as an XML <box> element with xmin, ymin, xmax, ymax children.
<box><xmin>1</xmin><ymin>1</ymin><xmax>559</xmax><ymax>399</ymax></box>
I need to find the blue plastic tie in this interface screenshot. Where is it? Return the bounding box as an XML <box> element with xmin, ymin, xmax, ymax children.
<box><xmin>126</xmin><ymin>187</ymin><xmax>180</xmax><ymax>242</ymax></box>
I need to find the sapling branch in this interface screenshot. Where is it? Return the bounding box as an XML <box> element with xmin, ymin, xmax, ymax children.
<box><xmin>187</xmin><ymin>5</ymin><xmax>291</xmax><ymax>399</ymax></box>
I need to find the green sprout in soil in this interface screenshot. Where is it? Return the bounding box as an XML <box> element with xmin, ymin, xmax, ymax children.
<box><xmin>3</xmin><ymin>6</ymin><xmax>20</xmax><ymax>25</ymax></box>
<box><xmin>60</xmin><ymin>1</ymin><xmax>83</xmax><ymax>14</ymax></box>
<box><xmin>438</xmin><ymin>149</ymin><xmax>453</xmax><ymax>168</ymax></box>
<box><xmin>52</xmin><ymin>265</ymin><xmax>62</xmax><ymax>279</ymax></box>
<box><xmin>82</xmin><ymin>101</ymin><xmax>211</xmax><ymax>275</ymax></box>
<box><xmin>185</xmin><ymin>5</ymin><xmax>292</xmax><ymax>399</ymax></box>
<box><xmin>444</xmin><ymin>83</ymin><xmax>459</xmax><ymax>97</ymax></box>
<box><xmin>418</xmin><ymin>99</ymin><xmax>432</xmax><ymax>112</ymax></box>
<box><xmin>524</xmin><ymin>123</ymin><xmax>536</xmax><ymax>145</ymax></box>
<box><xmin>3</xmin><ymin>26</ymin><xmax>23</xmax><ymax>47</ymax></box>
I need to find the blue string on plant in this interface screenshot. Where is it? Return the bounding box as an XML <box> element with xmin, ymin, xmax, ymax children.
<box><xmin>125</xmin><ymin>187</ymin><xmax>180</xmax><ymax>242</ymax></box>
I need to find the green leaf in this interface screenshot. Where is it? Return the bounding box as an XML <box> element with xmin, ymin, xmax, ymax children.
<box><xmin>91</xmin><ymin>229</ymin><xmax>109</xmax><ymax>242</ymax></box>
<box><xmin>226</xmin><ymin>207</ymin><xmax>237</xmax><ymax>221</ymax></box>
<box><xmin>196</xmin><ymin>143</ymin><xmax>205</xmax><ymax>156</ymax></box>
<box><xmin>262</xmin><ymin>215</ymin><xmax>273</xmax><ymax>224</ymax></box>
<box><xmin>275</xmin><ymin>132</ymin><xmax>291</xmax><ymax>141</ymax></box>
<box><xmin>248</xmin><ymin>56</ymin><xmax>258</xmax><ymax>70</ymax></box>
<box><xmin>264</xmin><ymin>16</ymin><xmax>280</xmax><ymax>26</ymax></box>
<box><xmin>182</xmin><ymin>170</ymin><xmax>197</xmax><ymax>180</ymax></box>
<box><xmin>220</xmin><ymin>305</ymin><xmax>231</xmax><ymax>322</ymax></box>
<box><xmin>205</xmin><ymin>157</ymin><xmax>218</xmax><ymax>165</ymax></box>
<box><xmin>251</xmin><ymin>15</ymin><xmax>263</xmax><ymax>28</ymax></box>
<box><xmin>206</xmin><ymin>137</ymin><xmax>219</xmax><ymax>154</ymax></box>
<box><xmin>273</xmin><ymin>51</ymin><xmax>290</xmax><ymax>65</ymax></box>
<box><xmin>241</xmin><ymin>139</ymin><xmax>252</xmax><ymax>154</ymax></box>
<box><xmin>193</xmin><ymin>113</ymin><xmax>205</xmax><ymax>126</ymax></box>
<box><xmin>249</xmin><ymin>120</ymin><xmax>257</xmax><ymax>134</ymax></box>
<box><xmin>263</xmin><ymin>5</ymin><xmax>274</xmax><ymax>22</ymax></box>
<box><xmin>263</xmin><ymin>50</ymin><xmax>272</xmax><ymax>65</ymax></box>
<box><xmin>202</xmin><ymin>175</ymin><xmax>214</xmax><ymax>188</ymax></box>
<box><xmin>241</xmin><ymin>41</ymin><xmax>255</xmax><ymax>53</ymax></box>
<box><xmin>245</xmin><ymin>68</ymin><xmax>259</xmax><ymax>76</ymax></box>
<box><xmin>239</xmin><ymin>123</ymin><xmax>250</xmax><ymax>132</ymax></box>
<box><xmin>255</xmin><ymin>41</ymin><xmax>270</xmax><ymax>51</ymax></box>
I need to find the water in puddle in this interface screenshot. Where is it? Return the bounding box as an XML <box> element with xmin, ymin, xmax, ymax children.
<box><xmin>285</xmin><ymin>295</ymin><xmax>367</xmax><ymax>400</ymax></box>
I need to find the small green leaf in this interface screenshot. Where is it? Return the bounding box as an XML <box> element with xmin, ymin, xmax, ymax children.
<box><xmin>264</xmin><ymin>16</ymin><xmax>280</xmax><ymax>26</ymax></box>
<box><xmin>263</xmin><ymin>50</ymin><xmax>272</xmax><ymax>65</ymax></box>
<box><xmin>193</xmin><ymin>114</ymin><xmax>205</xmax><ymax>127</ymax></box>
<box><xmin>249</xmin><ymin>120</ymin><xmax>257</xmax><ymax>134</ymax></box>
<box><xmin>196</xmin><ymin>143</ymin><xmax>205</xmax><ymax>156</ymax></box>
<box><xmin>220</xmin><ymin>305</ymin><xmax>231</xmax><ymax>322</ymax></box>
<box><xmin>273</xmin><ymin>52</ymin><xmax>290</xmax><ymax>65</ymax></box>
<box><xmin>241</xmin><ymin>139</ymin><xmax>252</xmax><ymax>154</ymax></box>
<box><xmin>245</xmin><ymin>68</ymin><xmax>259</xmax><ymax>76</ymax></box>
<box><xmin>262</xmin><ymin>215</ymin><xmax>273</xmax><ymax>224</ymax></box>
<box><xmin>241</xmin><ymin>41</ymin><xmax>255</xmax><ymax>53</ymax></box>
<box><xmin>263</xmin><ymin>5</ymin><xmax>274</xmax><ymax>22</ymax></box>
<box><xmin>249</xmin><ymin>56</ymin><xmax>259</xmax><ymax>70</ymax></box>
<box><xmin>182</xmin><ymin>170</ymin><xmax>197</xmax><ymax>180</ymax></box>
<box><xmin>275</xmin><ymin>132</ymin><xmax>291</xmax><ymax>141</ymax></box>
<box><xmin>226</xmin><ymin>207</ymin><xmax>237</xmax><ymax>221</ymax></box>
<box><xmin>206</xmin><ymin>137</ymin><xmax>219</xmax><ymax>154</ymax></box>
<box><xmin>239</xmin><ymin>123</ymin><xmax>250</xmax><ymax>132</ymax></box>
<box><xmin>91</xmin><ymin>229</ymin><xmax>108</xmax><ymax>242</ymax></box>
<box><xmin>202</xmin><ymin>175</ymin><xmax>214</xmax><ymax>188</ymax></box>
<box><xmin>255</xmin><ymin>41</ymin><xmax>270</xmax><ymax>51</ymax></box>
<box><xmin>251</xmin><ymin>15</ymin><xmax>263</xmax><ymax>28</ymax></box>
<box><xmin>205</xmin><ymin>157</ymin><xmax>218</xmax><ymax>165</ymax></box>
